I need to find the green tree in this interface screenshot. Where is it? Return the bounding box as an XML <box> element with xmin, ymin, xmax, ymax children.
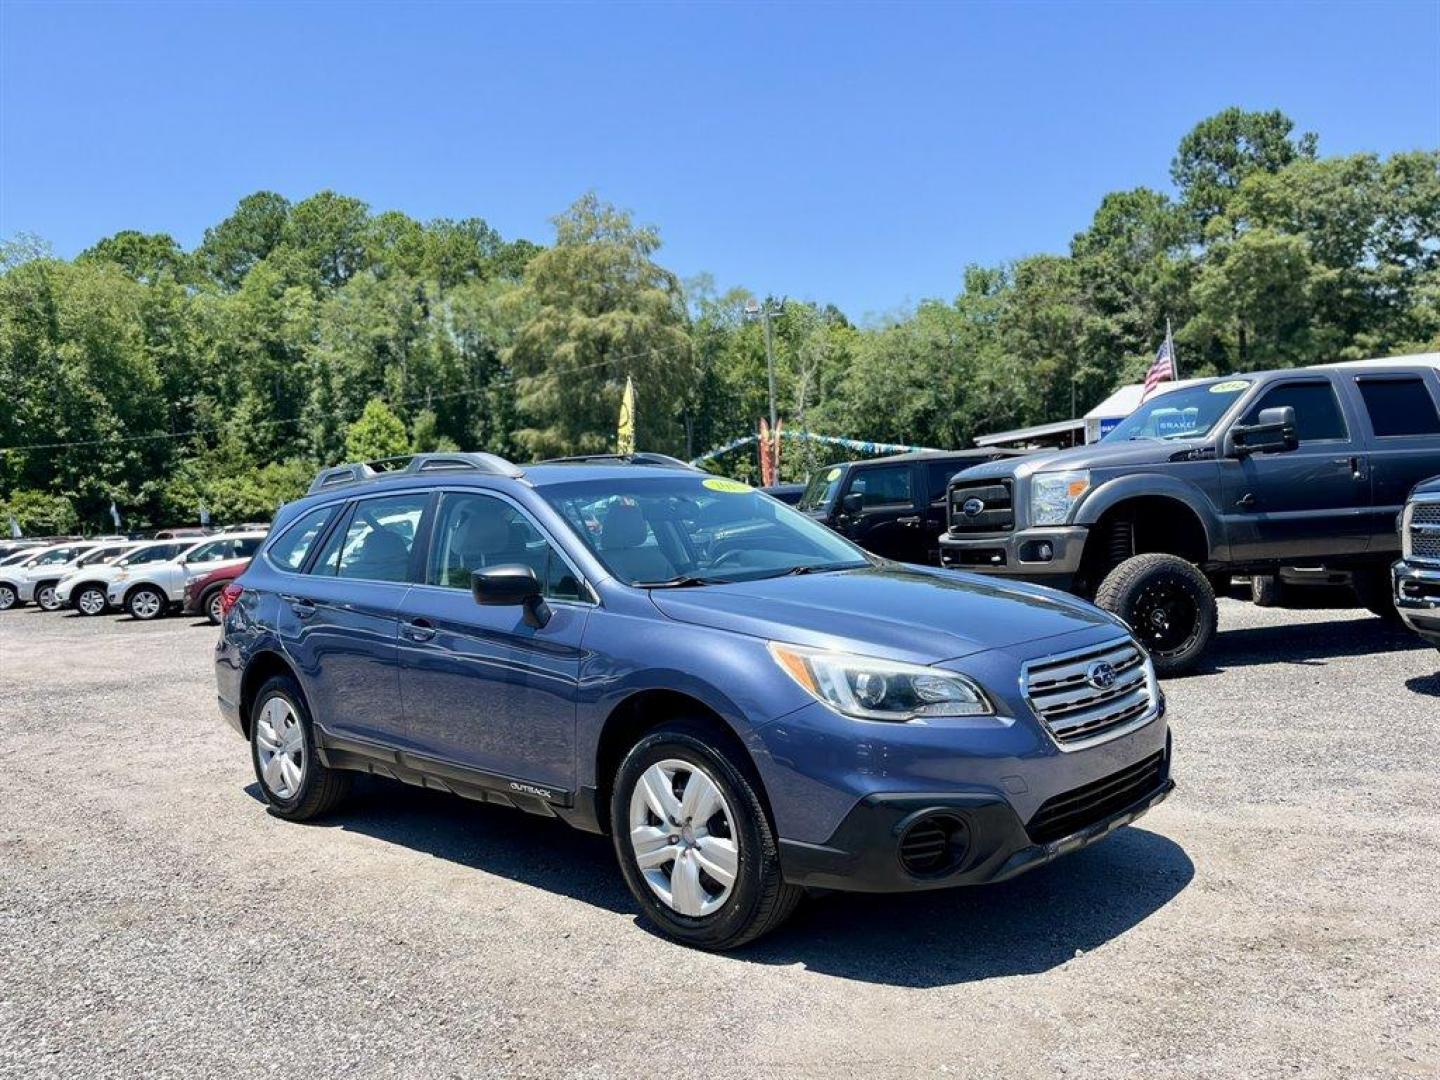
<box><xmin>196</xmin><ymin>191</ymin><xmax>291</xmax><ymax>288</ymax></box>
<box><xmin>1172</xmin><ymin>107</ymin><xmax>1317</xmax><ymax>231</ymax></box>
<box><xmin>505</xmin><ymin>193</ymin><xmax>694</xmax><ymax>457</ymax></box>
<box><xmin>0</xmin><ymin>488</ymin><xmax>79</xmax><ymax>533</ymax></box>
<box><xmin>344</xmin><ymin>398</ymin><xmax>410</xmax><ymax>461</ymax></box>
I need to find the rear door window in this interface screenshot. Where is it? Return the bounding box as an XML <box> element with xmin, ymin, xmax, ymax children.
<box><xmin>1356</xmin><ymin>377</ymin><xmax>1440</xmax><ymax>437</ymax></box>
<box><xmin>1242</xmin><ymin>382</ymin><xmax>1348</xmax><ymax>443</ymax></box>
<box><xmin>314</xmin><ymin>493</ymin><xmax>427</xmax><ymax>583</ymax></box>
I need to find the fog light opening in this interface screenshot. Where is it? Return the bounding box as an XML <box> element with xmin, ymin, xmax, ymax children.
<box><xmin>898</xmin><ymin>812</ymin><xmax>972</xmax><ymax>878</ymax></box>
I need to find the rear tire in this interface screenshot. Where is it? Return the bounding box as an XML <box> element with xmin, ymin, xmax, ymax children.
<box><xmin>204</xmin><ymin>587</ymin><xmax>226</xmax><ymax>626</ymax></box>
<box><xmin>35</xmin><ymin>583</ymin><xmax>61</xmax><ymax>612</ymax></box>
<box><xmin>249</xmin><ymin>674</ymin><xmax>351</xmax><ymax>821</ymax></box>
<box><xmin>1352</xmin><ymin>566</ymin><xmax>1401</xmax><ymax>623</ymax></box>
<box><xmin>1095</xmin><ymin>553</ymin><xmax>1217</xmax><ymax>677</ymax></box>
<box><xmin>126</xmin><ymin>586</ymin><xmax>166</xmax><ymax>621</ymax></box>
<box><xmin>1250</xmin><ymin>574</ymin><xmax>1284</xmax><ymax>608</ymax></box>
<box><xmin>0</xmin><ymin>584</ymin><xmax>16</xmax><ymax>610</ymax></box>
<box><xmin>610</xmin><ymin>723</ymin><xmax>802</xmax><ymax>951</ymax></box>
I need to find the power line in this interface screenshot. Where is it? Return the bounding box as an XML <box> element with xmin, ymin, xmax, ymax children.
<box><xmin>0</xmin><ymin>341</ymin><xmax>690</xmax><ymax>454</ymax></box>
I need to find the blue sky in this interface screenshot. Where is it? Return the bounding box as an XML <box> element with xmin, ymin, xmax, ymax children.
<box><xmin>2</xmin><ymin>1</ymin><xmax>1437</xmax><ymax>321</ymax></box>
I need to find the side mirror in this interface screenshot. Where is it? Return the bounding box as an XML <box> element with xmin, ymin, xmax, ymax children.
<box><xmin>1229</xmin><ymin>406</ymin><xmax>1299</xmax><ymax>457</ymax></box>
<box><xmin>471</xmin><ymin>565</ymin><xmax>550</xmax><ymax>628</ymax></box>
<box><xmin>841</xmin><ymin>492</ymin><xmax>864</xmax><ymax>516</ymax></box>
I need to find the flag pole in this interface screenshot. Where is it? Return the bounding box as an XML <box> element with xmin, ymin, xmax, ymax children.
<box><xmin>1166</xmin><ymin>317</ymin><xmax>1178</xmax><ymax>380</ymax></box>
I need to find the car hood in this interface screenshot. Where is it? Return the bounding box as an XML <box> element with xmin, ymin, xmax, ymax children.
<box><xmin>954</xmin><ymin>438</ymin><xmax>1212</xmax><ymax>483</ymax></box>
<box><xmin>648</xmin><ymin>563</ymin><xmax>1122</xmax><ymax>664</ymax></box>
<box><xmin>57</xmin><ymin>563</ymin><xmax>127</xmax><ymax>585</ymax></box>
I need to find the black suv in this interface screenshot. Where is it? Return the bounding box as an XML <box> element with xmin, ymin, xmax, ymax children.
<box><xmin>939</xmin><ymin>360</ymin><xmax>1440</xmax><ymax>674</ymax></box>
<box><xmin>797</xmin><ymin>449</ymin><xmax>1027</xmax><ymax>564</ymax></box>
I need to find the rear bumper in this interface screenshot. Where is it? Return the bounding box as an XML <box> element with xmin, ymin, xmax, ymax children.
<box><xmin>938</xmin><ymin>526</ymin><xmax>1089</xmax><ymax>589</ymax></box>
<box><xmin>1393</xmin><ymin>559</ymin><xmax>1440</xmax><ymax>647</ymax></box>
<box><xmin>779</xmin><ymin>732</ymin><xmax>1173</xmax><ymax>893</ymax></box>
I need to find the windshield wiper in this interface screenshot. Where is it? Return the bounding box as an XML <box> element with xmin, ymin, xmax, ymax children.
<box><xmin>634</xmin><ymin>575</ymin><xmax>729</xmax><ymax>588</ymax></box>
<box><xmin>776</xmin><ymin>560</ymin><xmax>870</xmax><ymax>577</ymax></box>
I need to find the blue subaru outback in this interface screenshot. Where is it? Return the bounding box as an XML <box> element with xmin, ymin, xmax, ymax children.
<box><xmin>215</xmin><ymin>452</ymin><xmax>1174</xmax><ymax>949</ymax></box>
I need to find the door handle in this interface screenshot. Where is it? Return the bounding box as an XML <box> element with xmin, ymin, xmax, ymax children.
<box><xmin>1350</xmin><ymin>456</ymin><xmax>1364</xmax><ymax>480</ymax></box>
<box><xmin>896</xmin><ymin>516</ymin><xmax>922</xmax><ymax>527</ymax></box>
<box><xmin>281</xmin><ymin>595</ymin><xmax>317</xmax><ymax>618</ymax></box>
<box><xmin>401</xmin><ymin>618</ymin><xmax>436</xmax><ymax>643</ymax></box>
<box><xmin>1237</xmin><ymin>493</ymin><xmax>1257</xmax><ymax>509</ymax></box>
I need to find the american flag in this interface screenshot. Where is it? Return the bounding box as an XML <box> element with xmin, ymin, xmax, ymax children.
<box><xmin>1142</xmin><ymin>325</ymin><xmax>1177</xmax><ymax>401</ymax></box>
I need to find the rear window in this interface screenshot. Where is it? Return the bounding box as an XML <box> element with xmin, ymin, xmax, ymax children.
<box><xmin>266</xmin><ymin>506</ymin><xmax>336</xmax><ymax>572</ymax></box>
<box><xmin>1357</xmin><ymin>377</ymin><xmax>1440</xmax><ymax>437</ymax></box>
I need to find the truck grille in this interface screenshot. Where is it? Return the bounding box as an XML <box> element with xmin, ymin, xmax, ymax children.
<box><xmin>1022</xmin><ymin>638</ymin><xmax>1156</xmax><ymax>748</ymax></box>
<box><xmin>1408</xmin><ymin>501</ymin><xmax>1440</xmax><ymax>561</ymax></box>
<box><xmin>1026</xmin><ymin>750</ymin><xmax>1167</xmax><ymax>844</ymax></box>
<box><xmin>948</xmin><ymin>478</ymin><xmax>1014</xmax><ymax>534</ymax></box>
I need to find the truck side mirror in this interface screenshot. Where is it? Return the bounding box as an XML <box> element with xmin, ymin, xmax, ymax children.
<box><xmin>1228</xmin><ymin>406</ymin><xmax>1299</xmax><ymax>457</ymax></box>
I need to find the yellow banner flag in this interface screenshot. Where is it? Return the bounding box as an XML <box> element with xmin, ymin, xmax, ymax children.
<box><xmin>617</xmin><ymin>375</ymin><xmax>636</xmax><ymax>455</ymax></box>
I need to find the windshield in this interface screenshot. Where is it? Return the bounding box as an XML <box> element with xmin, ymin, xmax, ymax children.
<box><xmin>797</xmin><ymin>466</ymin><xmax>845</xmax><ymax>511</ymax></box>
<box><xmin>118</xmin><ymin>543</ymin><xmax>188</xmax><ymax>566</ymax></box>
<box><xmin>0</xmin><ymin>549</ymin><xmax>39</xmax><ymax>567</ymax></box>
<box><xmin>542</xmin><ymin>475</ymin><xmax>870</xmax><ymax>586</ymax></box>
<box><xmin>77</xmin><ymin>545</ymin><xmax>128</xmax><ymax>567</ymax></box>
<box><xmin>1103</xmin><ymin>380</ymin><xmax>1252</xmax><ymax>442</ymax></box>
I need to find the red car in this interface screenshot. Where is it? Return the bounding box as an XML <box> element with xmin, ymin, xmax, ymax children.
<box><xmin>184</xmin><ymin>559</ymin><xmax>250</xmax><ymax>625</ymax></box>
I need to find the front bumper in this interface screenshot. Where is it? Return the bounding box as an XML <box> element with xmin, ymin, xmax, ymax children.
<box><xmin>938</xmin><ymin>525</ymin><xmax>1089</xmax><ymax>588</ymax></box>
<box><xmin>1393</xmin><ymin>559</ymin><xmax>1440</xmax><ymax>647</ymax></box>
<box><xmin>779</xmin><ymin>732</ymin><xmax>1174</xmax><ymax>893</ymax></box>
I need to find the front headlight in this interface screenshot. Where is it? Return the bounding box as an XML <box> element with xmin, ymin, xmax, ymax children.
<box><xmin>1030</xmin><ymin>470</ymin><xmax>1091</xmax><ymax>526</ymax></box>
<box><xmin>767</xmin><ymin>642</ymin><xmax>992</xmax><ymax>721</ymax></box>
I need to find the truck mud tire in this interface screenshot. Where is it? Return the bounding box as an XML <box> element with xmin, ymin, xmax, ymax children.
<box><xmin>1250</xmin><ymin>574</ymin><xmax>1284</xmax><ymax>608</ymax></box>
<box><xmin>1095</xmin><ymin>553</ymin><xmax>1218</xmax><ymax>677</ymax></box>
<box><xmin>1352</xmin><ymin>566</ymin><xmax>1401</xmax><ymax>623</ymax></box>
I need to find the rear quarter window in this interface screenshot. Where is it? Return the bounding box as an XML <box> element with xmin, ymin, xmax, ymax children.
<box><xmin>265</xmin><ymin>506</ymin><xmax>336</xmax><ymax>572</ymax></box>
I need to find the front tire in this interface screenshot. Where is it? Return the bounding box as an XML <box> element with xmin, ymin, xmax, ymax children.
<box><xmin>204</xmin><ymin>587</ymin><xmax>226</xmax><ymax>626</ymax></box>
<box><xmin>1095</xmin><ymin>553</ymin><xmax>1218</xmax><ymax>676</ymax></box>
<box><xmin>611</xmin><ymin>724</ymin><xmax>802</xmax><ymax>951</ymax></box>
<box><xmin>249</xmin><ymin>674</ymin><xmax>351</xmax><ymax>820</ymax></box>
<box><xmin>75</xmin><ymin>585</ymin><xmax>108</xmax><ymax>616</ymax></box>
<box><xmin>0</xmin><ymin>584</ymin><xmax>15</xmax><ymax>611</ymax></box>
<box><xmin>35</xmin><ymin>583</ymin><xmax>61</xmax><ymax>612</ymax></box>
<box><xmin>126</xmin><ymin>586</ymin><xmax>166</xmax><ymax>621</ymax></box>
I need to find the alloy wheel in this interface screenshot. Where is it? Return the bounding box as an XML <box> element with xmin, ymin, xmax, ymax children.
<box><xmin>0</xmin><ymin>585</ymin><xmax>14</xmax><ymax>610</ymax></box>
<box><xmin>254</xmin><ymin>695</ymin><xmax>307</xmax><ymax>799</ymax></box>
<box><xmin>207</xmin><ymin>592</ymin><xmax>225</xmax><ymax>625</ymax></box>
<box><xmin>130</xmin><ymin>590</ymin><xmax>162</xmax><ymax>620</ymax></box>
<box><xmin>628</xmin><ymin>758</ymin><xmax>739</xmax><ymax>918</ymax></box>
<box><xmin>37</xmin><ymin>586</ymin><xmax>60</xmax><ymax>611</ymax></box>
<box><xmin>1133</xmin><ymin>579</ymin><xmax>1200</xmax><ymax>656</ymax></box>
<box><xmin>77</xmin><ymin>588</ymin><xmax>107</xmax><ymax>616</ymax></box>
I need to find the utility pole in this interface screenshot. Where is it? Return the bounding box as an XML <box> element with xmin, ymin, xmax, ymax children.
<box><xmin>745</xmin><ymin>297</ymin><xmax>783</xmax><ymax>432</ymax></box>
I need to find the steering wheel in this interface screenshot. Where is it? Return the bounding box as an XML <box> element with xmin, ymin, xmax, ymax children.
<box><xmin>708</xmin><ymin>547</ymin><xmax>751</xmax><ymax>570</ymax></box>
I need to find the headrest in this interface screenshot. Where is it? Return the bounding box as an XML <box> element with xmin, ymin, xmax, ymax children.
<box><xmin>601</xmin><ymin>502</ymin><xmax>648</xmax><ymax>550</ymax></box>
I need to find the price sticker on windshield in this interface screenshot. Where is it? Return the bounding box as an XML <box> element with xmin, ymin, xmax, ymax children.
<box><xmin>702</xmin><ymin>478</ymin><xmax>751</xmax><ymax>494</ymax></box>
<box><xmin>1210</xmin><ymin>380</ymin><xmax>1250</xmax><ymax>394</ymax></box>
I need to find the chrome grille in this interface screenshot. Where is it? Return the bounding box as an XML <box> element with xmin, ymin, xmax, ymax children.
<box><xmin>1407</xmin><ymin>500</ymin><xmax>1440</xmax><ymax>562</ymax></box>
<box><xmin>948</xmin><ymin>478</ymin><xmax>1014</xmax><ymax>533</ymax></box>
<box><xmin>1022</xmin><ymin>638</ymin><xmax>1156</xmax><ymax>749</ymax></box>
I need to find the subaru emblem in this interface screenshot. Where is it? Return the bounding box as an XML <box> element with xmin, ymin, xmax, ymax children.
<box><xmin>961</xmin><ymin>497</ymin><xmax>985</xmax><ymax>517</ymax></box>
<box><xmin>1086</xmin><ymin>661</ymin><xmax>1117</xmax><ymax>690</ymax></box>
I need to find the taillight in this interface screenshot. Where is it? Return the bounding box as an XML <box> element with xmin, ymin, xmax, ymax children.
<box><xmin>219</xmin><ymin>582</ymin><xmax>244</xmax><ymax>618</ymax></box>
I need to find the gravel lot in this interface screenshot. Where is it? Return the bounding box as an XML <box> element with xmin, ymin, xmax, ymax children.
<box><xmin>1</xmin><ymin>595</ymin><xmax>1437</xmax><ymax>1079</ymax></box>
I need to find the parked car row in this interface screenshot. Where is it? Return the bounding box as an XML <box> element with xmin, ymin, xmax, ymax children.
<box><xmin>0</xmin><ymin>531</ymin><xmax>266</xmax><ymax>622</ymax></box>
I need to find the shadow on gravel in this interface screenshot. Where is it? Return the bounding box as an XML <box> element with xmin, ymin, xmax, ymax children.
<box><xmin>748</xmin><ymin>826</ymin><xmax>1192</xmax><ymax>987</ymax></box>
<box><xmin>1404</xmin><ymin>673</ymin><xmax>1440</xmax><ymax>697</ymax></box>
<box><xmin>245</xmin><ymin>778</ymin><xmax>1191</xmax><ymax>986</ymax></box>
<box><xmin>1188</xmin><ymin>614</ymin><xmax>1422</xmax><ymax>675</ymax></box>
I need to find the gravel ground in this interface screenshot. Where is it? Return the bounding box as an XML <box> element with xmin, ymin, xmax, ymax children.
<box><xmin>1</xmin><ymin>596</ymin><xmax>1437</xmax><ymax>1079</ymax></box>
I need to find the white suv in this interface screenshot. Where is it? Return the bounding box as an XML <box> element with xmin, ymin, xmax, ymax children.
<box><xmin>0</xmin><ymin>542</ymin><xmax>103</xmax><ymax>611</ymax></box>
<box><xmin>52</xmin><ymin>541</ymin><xmax>148</xmax><ymax>615</ymax></box>
<box><xmin>107</xmin><ymin>533</ymin><xmax>266</xmax><ymax>620</ymax></box>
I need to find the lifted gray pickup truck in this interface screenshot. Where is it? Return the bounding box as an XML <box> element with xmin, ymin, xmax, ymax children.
<box><xmin>940</xmin><ymin>359</ymin><xmax>1440</xmax><ymax>674</ymax></box>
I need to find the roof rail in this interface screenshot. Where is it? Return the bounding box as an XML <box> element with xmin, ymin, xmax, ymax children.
<box><xmin>535</xmin><ymin>452</ymin><xmax>700</xmax><ymax>470</ymax></box>
<box><xmin>306</xmin><ymin>452</ymin><xmax>523</xmax><ymax>495</ymax></box>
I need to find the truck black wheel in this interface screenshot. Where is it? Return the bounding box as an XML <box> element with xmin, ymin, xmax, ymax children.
<box><xmin>1352</xmin><ymin>566</ymin><xmax>1401</xmax><ymax>623</ymax></box>
<box><xmin>611</xmin><ymin>723</ymin><xmax>803</xmax><ymax>951</ymax></box>
<box><xmin>1095</xmin><ymin>553</ymin><xmax>1217</xmax><ymax>677</ymax></box>
<box><xmin>1250</xmin><ymin>574</ymin><xmax>1284</xmax><ymax>608</ymax></box>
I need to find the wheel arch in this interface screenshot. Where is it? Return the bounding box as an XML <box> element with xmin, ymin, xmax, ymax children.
<box><xmin>591</xmin><ymin>687</ymin><xmax>774</xmax><ymax>838</ymax></box>
<box><xmin>238</xmin><ymin>650</ymin><xmax>302</xmax><ymax>739</ymax></box>
<box><xmin>1076</xmin><ymin>491</ymin><xmax>1214</xmax><ymax>590</ymax></box>
<box><xmin>70</xmin><ymin>580</ymin><xmax>110</xmax><ymax>606</ymax></box>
